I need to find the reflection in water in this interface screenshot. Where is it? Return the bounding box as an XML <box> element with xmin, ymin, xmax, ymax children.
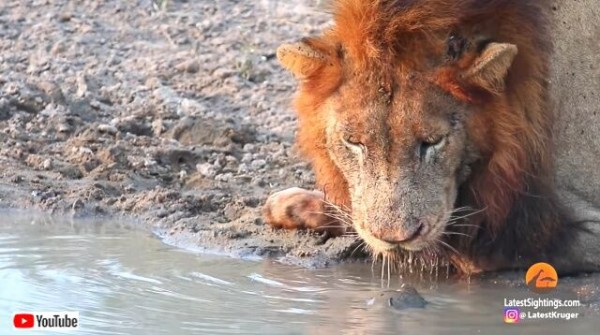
<box><xmin>0</xmin><ymin>212</ymin><xmax>599</xmax><ymax>335</ymax></box>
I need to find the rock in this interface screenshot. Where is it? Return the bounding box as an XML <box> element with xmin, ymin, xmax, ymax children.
<box><xmin>98</xmin><ymin>124</ymin><xmax>118</xmax><ymax>135</ymax></box>
<box><xmin>388</xmin><ymin>286</ymin><xmax>427</xmax><ymax>310</ymax></box>
<box><xmin>42</xmin><ymin>159</ymin><xmax>53</xmax><ymax>170</ymax></box>
<box><xmin>197</xmin><ymin>163</ymin><xmax>217</xmax><ymax>178</ymax></box>
<box><xmin>251</xmin><ymin>159</ymin><xmax>266</xmax><ymax>170</ymax></box>
<box><xmin>237</xmin><ymin>163</ymin><xmax>249</xmax><ymax>174</ymax></box>
<box><xmin>112</xmin><ymin>117</ymin><xmax>152</xmax><ymax>136</ymax></box>
<box><xmin>145</xmin><ymin>77</ymin><xmax>162</xmax><ymax>89</ymax></box>
<box><xmin>58</xmin><ymin>164</ymin><xmax>83</xmax><ymax>179</ymax></box>
<box><xmin>180</xmin><ymin>98</ymin><xmax>206</xmax><ymax>115</ymax></box>
<box><xmin>223</xmin><ymin>202</ymin><xmax>243</xmax><ymax>221</ymax></box>
<box><xmin>215</xmin><ymin>172</ymin><xmax>233</xmax><ymax>182</ymax></box>
<box><xmin>58</xmin><ymin>13</ymin><xmax>72</xmax><ymax>22</ymax></box>
<box><xmin>168</xmin><ymin>116</ymin><xmax>251</xmax><ymax>147</ymax></box>
<box><xmin>241</xmin><ymin>153</ymin><xmax>252</xmax><ymax>163</ymax></box>
<box><xmin>9</xmin><ymin>174</ymin><xmax>23</xmax><ymax>184</ymax></box>
<box><xmin>72</xmin><ymin>199</ymin><xmax>85</xmax><ymax>212</ymax></box>
<box><xmin>51</xmin><ymin>40</ymin><xmax>67</xmax><ymax>55</ymax></box>
<box><xmin>151</xmin><ymin>119</ymin><xmax>164</xmax><ymax>136</ymax></box>
<box><xmin>76</xmin><ymin>74</ymin><xmax>89</xmax><ymax>98</ymax></box>
<box><xmin>57</xmin><ymin>122</ymin><xmax>72</xmax><ymax>133</ymax></box>
<box><xmin>176</xmin><ymin>36</ymin><xmax>189</xmax><ymax>45</ymax></box>
<box><xmin>9</xmin><ymin>82</ymin><xmax>51</xmax><ymax>113</ymax></box>
<box><xmin>175</xmin><ymin>59</ymin><xmax>200</xmax><ymax>73</ymax></box>
<box><xmin>35</xmin><ymin>80</ymin><xmax>65</xmax><ymax>104</ymax></box>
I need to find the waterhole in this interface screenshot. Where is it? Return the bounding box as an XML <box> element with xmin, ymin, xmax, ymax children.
<box><xmin>1</xmin><ymin>212</ymin><xmax>599</xmax><ymax>334</ymax></box>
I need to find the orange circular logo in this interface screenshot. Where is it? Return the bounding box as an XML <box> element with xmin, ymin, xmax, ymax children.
<box><xmin>525</xmin><ymin>262</ymin><xmax>558</xmax><ymax>294</ymax></box>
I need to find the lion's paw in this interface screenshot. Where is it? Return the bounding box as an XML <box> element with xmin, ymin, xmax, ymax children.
<box><xmin>263</xmin><ymin>187</ymin><xmax>340</xmax><ymax>234</ymax></box>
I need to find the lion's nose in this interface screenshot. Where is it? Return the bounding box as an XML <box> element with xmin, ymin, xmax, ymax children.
<box><xmin>372</xmin><ymin>222</ymin><xmax>423</xmax><ymax>244</ymax></box>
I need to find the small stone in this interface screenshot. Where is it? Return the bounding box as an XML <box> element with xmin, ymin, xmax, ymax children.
<box><xmin>59</xmin><ymin>165</ymin><xmax>83</xmax><ymax>179</ymax></box>
<box><xmin>253</xmin><ymin>178</ymin><xmax>267</xmax><ymax>187</ymax></box>
<box><xmin>58</xmin><ymin>13</ymin><xmax>72</xmax><ymax>22</ymax></box>
<box><xmin>223</xmin><ymin>202</ymin><xmax>242</xmax><ymax>221</ymax></box>
<box><xmin>145</xmin><ymin>77</ymin><xmax>162</xmax><ymax>89</ymax></box>
<box><xmin>176</xmin><ymin>36</ymin><xmax>190</xmax><ymax>45</ymax></box>
<box><xmin>76</xmin><ymin>74</ymin><xmax>89</xmax><ymax>97</ymax></box>
<box><xmin>180</xmin><ymin>98</ymin><xmax>206</xmax><ymax>115</ymax></box>
<box><xmin>157</xmin><ymin>209</ymin><xmax>169</xmax><ymax>218</ymax></box>
<box><xmin>152</xmin><ymin>119</ymin><xmax>164</xmax><ymax>136</ymax></box>
<box><xmin>213</xmin><ymin>156</ymin><xmax>226</xmax><ymax>169</ymax></box>
<box><xmin>242</xmin><ymin>197</ymin><xmax>260</xmax><ymax>207</ymax></box>
<box><xmin>215</xmin><ymin>172</ymin><xmax>233</xmax><ymax>182</ymax></box>
<box><xmin>51</xmin><ymin>40</ymin><xmax>67</xmax><ymax>55</ymax></box>
<box><xmin>36</xmin><ymin>80</ymin><xmax>65</xmax><ymax>104</ymax></box>
<box><xmin>57</xmin><ymin>123</ymin><xmax>71</xmax><ymax>133</ymax></box>
<box><xmin>78</xmin><ymin>147</ymin><xmax>94</xmax><ymax>156</ymax></box>
<box><xmin>237</xmin><ymin>163</ymin><xmax>249</xmax><ymax>174</ymax></box>
<box><xmin>144</xmin><ymin>159</ymin><xmax>157</xmax><ymax>167</ymax></box>
<box><xmin>42</xmin><ymin>159</ymin><xmax>52</xmax><ymax>170</ymax></box>
<box><xmin>90</xmin><ymin>99</ymin><xmax>101</xmax><ymax>109</ymax></box>
<box><xmin>98</xmin><ymin>124</ymin><xmax>118</xmax><ymax>135</ymax></box>
<box><xmin>10</xmin><ymin>175</ymin><xmax>23</xmax><ymax>184</ymax></box>
<box><xmin>388</xmin><ymin>287</ymin><xmax>427</xmax><ymax>310</ymax></box>
<box><xmin>250</xmin><ymin>159</ymin><xmax>266</xmax><ymax>170</ymax></box>
<box><xmin>241</xmin><ymin>153</ymin><xmax>252</xmax><ymax>163</ymax></box>
<box><xmin>175</xmin><ymin>59</ymin><xmax>200</xmax><ymax>74</ymax></box>
<box><xmin>243</xmin><ymin>143</ymin><xmax>256</xmax><ymax>152</ymax></box>
<box><xmin>197</xmin><ymin>163</ymin><xmax>217</xmax><ymax>178</ymax></box>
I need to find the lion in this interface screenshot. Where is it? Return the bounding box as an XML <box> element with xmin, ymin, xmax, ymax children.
<box><xmin>263</xmin><ymin>0</ymin><xmax>600</xmax><ymax>275</ymax></box>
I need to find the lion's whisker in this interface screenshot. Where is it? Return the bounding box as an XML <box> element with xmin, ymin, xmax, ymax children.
<box><xmin>349</xmin><ymin>241</ymin><xmax>366</xmax><ymax>258</ymax></box>
<box><xmin>447</xmin><ymin>207</ymin><xmax>488</xmax><ymax>222</ymax></box>
<box><xmin>307</xmin><ymin>211</ymin><xmax>353</xmax><ymax>227</ymax></box>
<box><xmin>437</xmin><ymin>239</ymin><xmax>460</xmax><ymax>255</ymax></box>
<box><xmin>451</xmin><ymin>206</ymin><xmax>476</xmax><ymax>213</ymax></box>
<box><xmin>442</xmin><ymin>231</ymin><xmax>472</xmax><ymax>238</ymax></box>
<box><xmin>446</xmin><ymin>223</ymin><xmax>481</xmax><ymax>229</ymax></box>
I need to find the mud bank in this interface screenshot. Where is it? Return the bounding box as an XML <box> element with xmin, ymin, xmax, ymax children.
<box><xmin>0</xmin><ymin>0</ymin><xmax>362</xmax><ymax>267</ymax></box>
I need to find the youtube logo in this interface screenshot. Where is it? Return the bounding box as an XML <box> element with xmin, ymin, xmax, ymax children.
<box><xmin>12</xmin><ymin>311</ymin><xmax>79</xmax><ymax>330</ymax></box>
<box><xmin>13</xmin><ymin>313</ymin><xmax>34</xmax><ymax>329</ymax></box>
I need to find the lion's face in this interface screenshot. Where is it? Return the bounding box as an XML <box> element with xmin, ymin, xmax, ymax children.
<box><xmin>324</xmin><ymin>75</ymin><xmax>474</xmax><ymax>254</ymax></box>
<box><xmin>277</xmin><ymin>18</ymin><xmax>519</xmax><ymax>257</ymax></box>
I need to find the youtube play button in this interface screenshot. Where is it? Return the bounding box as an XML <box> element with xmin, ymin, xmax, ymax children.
<box><xmin>13</xmin><ymin>313</ymin><xmax>34</xmax><ymax>329</ymax></box>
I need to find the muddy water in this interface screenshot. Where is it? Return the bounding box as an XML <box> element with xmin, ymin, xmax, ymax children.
<box><xmin>1</xmin><ymin>212</ymin><xmax>599</xmax><ymax>335</ymax></box>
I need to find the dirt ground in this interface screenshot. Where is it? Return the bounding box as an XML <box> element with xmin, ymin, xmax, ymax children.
<box><xmin>0</xmin><ymin>0</ymin><xmax>362</xmax><ymax>267</ymax></box>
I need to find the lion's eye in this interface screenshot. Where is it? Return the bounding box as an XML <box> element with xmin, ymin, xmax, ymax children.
<box><xmin>342</xmin><ymin>135</ymin><xmax>365</xmax><ymax>152</ymax></box>
<box><xmin>419</xmin><ymin>136</ymin><xmax>446</xmax><ymax>162</ymax></box>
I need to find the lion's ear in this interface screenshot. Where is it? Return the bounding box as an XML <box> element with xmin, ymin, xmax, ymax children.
<box><xmin>463</xmin><ymin>43</ymin><xmax>518</xmax><ymax>92</ymax></box>
<box><xmin>277</xmin><ymin>42</ymin><xmax>328</xmax><ymax>80</ymax></box>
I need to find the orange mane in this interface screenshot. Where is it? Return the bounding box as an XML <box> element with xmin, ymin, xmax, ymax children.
<box><xmin>291</xmin><ymin>0</ymin><xmax>573</xmax><ymax>269</ymax></box>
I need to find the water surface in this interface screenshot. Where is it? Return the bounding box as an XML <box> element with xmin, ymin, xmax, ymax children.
<box><xmin>1</xmin><ymin>212</ymin><xmax>598</xmax><ymax>334</ymax></box>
